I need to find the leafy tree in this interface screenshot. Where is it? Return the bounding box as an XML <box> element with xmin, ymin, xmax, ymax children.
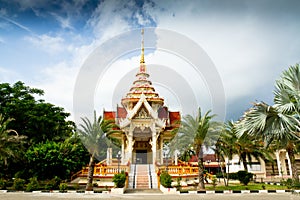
<box><xmin>25</xmin><ymin>138</ymin><xmax>89</xmax><ymax>180</ymax></box>
<box><xmin>77</xmin><ymin>111</ymin><xmax>119</xmax><ymax>191</ymax></box>
<box><xmin>179</xmin><ymin>108</ymin><xmax>218</xmax><ymax>190</ymax></box>
<box><xmin>0</xmin><ymin>81</ymin><xmax>76</xmax><ymax>178</ymax></box>
<box><xmin>0</xmin><ymin>81</ymin><xmax>74</xmax><ymax>145</ymax></box>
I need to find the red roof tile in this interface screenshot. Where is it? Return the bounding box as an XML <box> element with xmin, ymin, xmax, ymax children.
<box><xmin>169</xmin><ymin>111</ymin><xmax>181</xmax><ymax>127</ymax></box>
<box><xmin>103</xmin><ymin>111</ymin><xmax>116</xmax><ymax>121</ymax></box>
<box><xmin>117</xmin><ymin>106</ymin><xmax>127</xmax><ymax>118</ymax></box>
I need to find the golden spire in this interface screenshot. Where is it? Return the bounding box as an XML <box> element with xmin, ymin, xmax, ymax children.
<box><xmin>140</xmin><ymin>28</ymin><xmax>145</xmax><ymax>64</ymax></box>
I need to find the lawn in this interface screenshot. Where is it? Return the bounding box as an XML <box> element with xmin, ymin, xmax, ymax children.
<box><xmin>205</xmin><ymin>183</ymin><xmax>287</xmax><ymax>190</ymax></box>
<box><xmin>179</xmin><ymin>182</ymin><xmax>288</xmax><ymax>192</ymax></box>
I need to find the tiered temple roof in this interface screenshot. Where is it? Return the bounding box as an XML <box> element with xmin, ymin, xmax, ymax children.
<box><xmin>103</xmin><ymin>29</ymin><xmax>180</xmax><ymax>130</ymax></box>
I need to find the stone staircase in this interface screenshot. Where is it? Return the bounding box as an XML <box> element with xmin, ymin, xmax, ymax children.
<box><xmin>128</xmin><ymin>164</ymin><xmax>158</xmax><ymax>189</ymax></box>
<box><xmin>136</xmin><ymin>164</ymin><xmax>149</xmax><ymax>189</ymax></box>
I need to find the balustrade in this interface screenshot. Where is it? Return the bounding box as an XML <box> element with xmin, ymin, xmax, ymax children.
<box><xmin>74</xmin><ymin>165</ymin><xmax>129</xmax><ymax>179</ymax></box>
<box><xmin>158</xmin><ymin>166</ymin><xmax>199</xmax><ymax>175</ymax></box>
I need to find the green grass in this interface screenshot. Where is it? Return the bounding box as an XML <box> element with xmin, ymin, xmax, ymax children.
<box><xmin>205</xmin><ymin>183</ymin><xmax>287</xmax><ymax>190</ymax></box>
<box><xmin>180</xmin><ymin>182</ymin><xmax>288</xmax><ymax>192</ymax></box>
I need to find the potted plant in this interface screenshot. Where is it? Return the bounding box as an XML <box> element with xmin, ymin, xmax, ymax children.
<box><xmin>159</xmin><ymin>171</ymin><xmax>177</xmax><ymax>194</ymax></box>
<box><xmin>111</xmin><ymin>171</ymin><xmax>126</xmax><ymax>194</ymax></box>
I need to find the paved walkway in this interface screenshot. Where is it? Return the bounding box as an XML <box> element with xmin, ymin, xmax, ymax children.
<box><xmin>0</xmin><ymin>193</ymin><xmax>299</xmax><ymax>200</ymax></box>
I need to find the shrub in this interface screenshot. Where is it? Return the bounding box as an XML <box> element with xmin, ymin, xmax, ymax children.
<box><xmin>13</xmin><ymin>178</ymin><xmax>25</xmax><ymax>191</ymax></box>
<box><xmin>0</xmin><ymin>179</ymin><xmax>6</xmax><ymax>189</ymax></box>
<box><xmin>44</xmin><ymin>176</ymin><xmax>61</xmax><ymax>190</ymax></box>
<box><xmin>211</xmin><ymin>175</ymin><xmax>217</xmax><ymax>189</ymax></box>
<box><xmin>237</xmin><ymin>170</ymin><xmax>253</xmax><ymax>185</ymax></box>
<box><xmin>175</xmin><ymin>176</ymin><xmax>182</xmax><ymax>190</ymax></box>
<box><xmin>282</xmin><ymin>178</ymin><xmax>300</xmax><ymax>189</ymax></box>
<box><xmin>26</xmin><ymin>177</ymin><xmax>40</xmax><ymax>192</ymax></box>
<box><xmin>112</xmin><ymin>171</ymin><xmax>126</xmax><ymax>188</ymax></box>
<box><xmin>216</xmin><ymin>172</ymin><xmax>223</xmax><ymax>178</ymax></box>
<box><xmin>292</xmin><ymin>181</ymin><xmax>300</xmax><ymax>189</ymax></box>
<box><xmin>228</xmin><ymin>172</ymin><xmax>239</xmax><ymax>180</ymax></box>
<box><xmin>160</xmin><ymin>171</ymin><xmax>172</xmax><ymax>188</ymax></box>
<box><xmin>59</xmin><ymin>183</ymin><xmax>68</xmax><ymax>192</ymax></box>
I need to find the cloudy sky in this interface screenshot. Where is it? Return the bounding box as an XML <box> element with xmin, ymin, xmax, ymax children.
<box><xmin>1</xmin><ymin>0</ymin><xmax>300</xmax><ymax>122</ymax></box>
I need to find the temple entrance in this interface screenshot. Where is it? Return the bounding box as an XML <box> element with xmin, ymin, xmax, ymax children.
<box><xmin>136</xmin><ymin>150</ymin><xmax>147</xmax><ymax>164</ymax></box>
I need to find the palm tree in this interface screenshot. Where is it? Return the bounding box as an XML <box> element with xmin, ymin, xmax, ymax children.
<box><xmin>0</xmin><ymin>114</ymin><xmax>26</xmax><ymax>167</ymax></box>
<box><xmin>273</xmin><ymin>64</ymin><xmax>300</xmax><ymax>181</ymax></box>
<box><xmin>215</xmin><ymin>121</ymin><xmax>235</xmax><ymax>186</ymax></box>
<box><xmin>179</xmin><ymin>108</ymin><xmax>218</xmax><ymax>190</ymax></box>
<box><xmin>236</xmin><ymin>134</ymin><xmax>272</xmax><ymax>172</ymax></box>
<box><xmin>236</xmin><ymin>102</ymin><xmax>300</xmax><ymax>181</ymax></box>
<box><xmin>77</xmin><ymin>111</ymin><xmax>119</xmax><ymax>191</ymax></box>
<box><xmin>236</xmin><ymin>64</ymin><xmax>300</xmax><ymax>182</ymax></box>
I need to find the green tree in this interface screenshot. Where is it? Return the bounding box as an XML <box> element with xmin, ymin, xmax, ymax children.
<box><xmin>236</xmin><ymin>64</ymin><xmax>300</xmax><ymax>182</ymax></box>
<box><xmin>236</xmin><ymin>134</ymin><xmax>272</xmax><ymax>172</ymax></box>
<box><xmin>77</xmin><ymin>111</ymin><xmax>119</xmax><ymax>191</ymax></box>
<box><xmin>237</xmin><ymin>102</ymin><xmax>299</xmax><ymax>181</ymax></box>
<box><xmin>215</xmin><ymin>121</ymin><xmax>237</xmax><ymax>186</ymax></box>
<box><xmin>179</xmin><ymin>108</ymin><xmax>218</xmax><ymax>190</ymax></box>
<box><xmin>0</xmin><ymin>114</ymin><xmax>26</xmax><ymax>173</ymax></box>
<box><xmin>25</xmin><ymin>138</ymin><xmax>89</xmax><ymax>180</ymax></box>
<box><xmin>0</xmin><ymin>81</ymin><xmax>74</xmax><ymax>145</ymax></box>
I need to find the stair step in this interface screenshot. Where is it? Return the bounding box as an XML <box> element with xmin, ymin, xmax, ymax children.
<box><xmin>125</xmin><ymin>189</ymin><xmax>162</xmax><ymax>193</ymax></box>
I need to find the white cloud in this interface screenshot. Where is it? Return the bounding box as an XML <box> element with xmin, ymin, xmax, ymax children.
<box><xmin>0</xmin><ymin>37</ymin><xmax>5</xmax><ymax>44</ymax></box>
<box><xmin>146</xmin><ymin>1</ymin><xmax>300</xmax><ymax>110</ymax></box>
<box><xmin>50</xmin><ymin>12</ymin><xmax>74</xmax><ymax>30</ymax></box>
<box><xmin>25</xmin><ymin>34</ymin><xmax>71</xmax><ymax>55</ymax></box>
<box><xmin>29</xmin><ymin>62</ymin><xmax>79</xmax><ymax>117</ymax></box>
<box><xmin>0</xmin><ymin>15</ymin><xmax>33</xmax><ymax>34</ymax></box>
<box><xmin>0</xmin><ymin>67</ymin><xmax>22</xmax><ymax>83</ymax></box>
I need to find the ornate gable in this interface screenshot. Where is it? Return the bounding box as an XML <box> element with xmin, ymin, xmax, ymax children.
<box><xmin>134</xmin><ymin>107</ymin><xmax>151</xmax><ymax>119</ymax></box>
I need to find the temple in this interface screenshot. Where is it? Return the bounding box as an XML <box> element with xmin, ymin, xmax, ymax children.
<box><xmin>103</xmin><ymin>29</ymin><xmax>180</xmax><ymax>166</ymax></box>
<box><xmin>71</xmin><ymin>30</ymin><xmax>299</xmax><ymax>191</ymax></box>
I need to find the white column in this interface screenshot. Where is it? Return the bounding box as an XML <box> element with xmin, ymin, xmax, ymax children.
<box><xmin>152</xmin><ymin>133</ymin><xmax>157</xmax><ymax>165</ymax></box>
<box><xmin>259</xmin><ymin>158</ymin><xmax>266</xmax><ymax>178</ymax></box>
<box><xmin>121</xmin><ymin>135</ymin><xmax>125</xmax><ymax>164</ymax></box>
<box><xmin>275</xmin><ymin>150</ymin><xmax>282</xmax><ymax>176</ymax></box>
<box><xmin>286</xmin><ymin>151</ymin><xmax>292</xmax><ymax>176</ymax></box>
<box><xmin>175</xmin><ymin>151</ymin><xmax>178</xmax><ymax>166</ymax></box>
<box><xmin>106</xmin><ymin>148</ymin><xmax>112</xmax><ymax>165</ymax></box>
<box><xmin>160</xmin><ymin>138</ymin><xmax>163</xmax><ymax>165</ymax></box>
<box><xmin>280</xmin><ymin>152</ymin><xmax>288</xmax><ymax>175</ymax></box>
<box><xmin>128</xmin><ymin>134</ymin><xmax>133</xmax><ymax>164</ymax></box>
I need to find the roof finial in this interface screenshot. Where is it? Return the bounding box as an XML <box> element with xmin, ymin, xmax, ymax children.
<box><xmin>140</xmin><ymin>28</ymin><xmax>145</xmax><ymax>64</ymax></box>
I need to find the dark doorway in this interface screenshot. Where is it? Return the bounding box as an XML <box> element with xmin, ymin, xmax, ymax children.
<box><xmin>136</xmin><ymin>150</ymin><xmax>147</xmax><ymax>164</ymax></box>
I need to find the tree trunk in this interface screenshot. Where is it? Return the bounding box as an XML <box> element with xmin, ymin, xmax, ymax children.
<box><xmin>241</xmin><ymin>154</ymin><xmax>248</xmax><ymax>172</ymax></box>
<box><xmin>287</xmin><ymin>143</ymin><xmax>299</xmax><ymax>182</ymax></box>
<box><xmin>220</xmin><ymin>163</ymin><xmax>227</xmax><ymax>186</ymax></box>
<box><xmin>226</xmin><ymin>163</ymin><xmax>230</xmax><ymax>187</ymax></box>
<box><xmin>198</xmin><ymin>157</ymin><xmax>205</xmax><ymax>190</ymax></box>
<box><xmin>86</xmin><ymin>153</ymin><xmax>95</xmax><ymax>191</ymax></box>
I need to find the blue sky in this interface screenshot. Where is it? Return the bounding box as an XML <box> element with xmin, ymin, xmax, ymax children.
<box><xmin>1</xmin><ymin>0</ymin><xmax>300</xmax><ymax>122</ymax></box>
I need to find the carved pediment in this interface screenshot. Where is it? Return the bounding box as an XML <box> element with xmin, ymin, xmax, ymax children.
<box><xmin>134</xmin><ymin>107</ymin><xmax>151</xmax><ymax>119</ymax></box>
